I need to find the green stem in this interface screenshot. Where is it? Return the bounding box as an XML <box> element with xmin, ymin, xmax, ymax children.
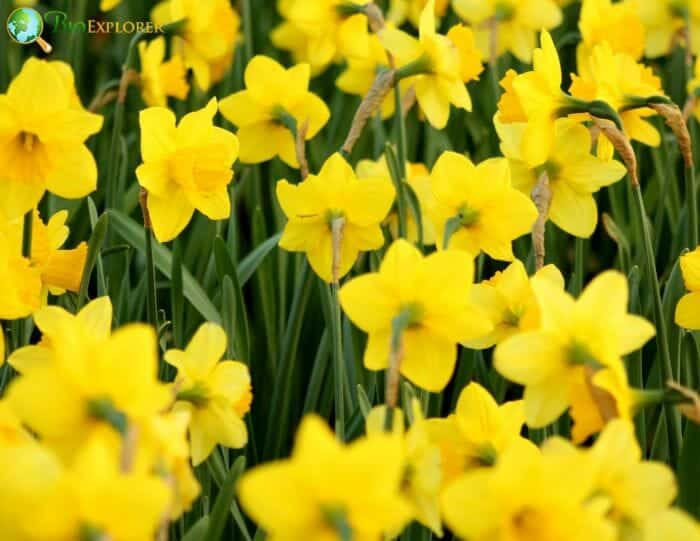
<box><xmin>686</xmin><ymin>137</ymin><xmax>698</xmax><ymax>247</ymax></box>
<box><xmin>144</xmin><ymin>226</ymin><xmax>158</xmax><ymax>327</ymax></box>
<box><xmin>393</xmin><ymin>80</ymin><xmax>408</xmax><ymax>215</ymax></box>
<box><xmin>632</xmin><ymin>184</ymin><xmax>683</xmax><ymax>463</ymax></box>
<box><xmin>573</xmin><ymin>237</ymin><xmax>585</xmax><ymax>295</ymax></box>
<box><xmin>21</xmin><ymin>210</ymin><xmax>32</xmax><ymax>259</ymax></box>
<box><xmin>106</xmin><ymin>31</ymin><xmax>146</xmax><ymax>209</ymax></box>
<box><xmin>330</xmin><ymin>283</ymin><xmax>345</xmax><ymax>441</ymax></box>
<box><xmin>242</xmin><ymin>0</ymin><xmax>255</xmax><ymax>61</ymax></box>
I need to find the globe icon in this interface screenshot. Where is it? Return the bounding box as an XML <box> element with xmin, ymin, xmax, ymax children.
<box><xmin>6</xmin><ymin>7</ymin><xmax>43</xmax><ymax>45</ymax></box>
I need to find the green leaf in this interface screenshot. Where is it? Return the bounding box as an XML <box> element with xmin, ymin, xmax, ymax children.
<box><xmin>204</xmin><ymin>455</ymin><xmax>247</xmax><ymax>541</ymax></box>
<box><xmin>108</xmin><ymin>210</ymin><xmax>221</xmax><ymax>324</ymax></box>
<box><xmin>182</xmin><ymin>516</ymin><xmax>210</xmax><ymax>541</ymax></box>
<box><xmin>78</xmin><ymin>211</ymin><xmax>109</xmax><ymax>309</ymax></box>
<box><xmin>214</xmin><ymin>237</ymin><xmax>251</xmax><ymax>364</ymax></box>
<box><xmin>238</xmin><ymin>232</ymin><xmax>282</xmax><ymax>287</ymax></box>
<box><xmin>679</xmin><ymin>420</ymin><xmax>700</xmax><ymax>518</ymax></box>
<box><xmin>86</xmin><ymin>197</ymin><xmax>107</xmax><ymax>297</ymax></box>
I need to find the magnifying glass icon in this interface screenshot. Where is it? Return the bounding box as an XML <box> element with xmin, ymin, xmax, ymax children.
<box><xmin>6</xmin><ymin>7</ymin><xmax>53</xmax><ymax>54</ymax></box>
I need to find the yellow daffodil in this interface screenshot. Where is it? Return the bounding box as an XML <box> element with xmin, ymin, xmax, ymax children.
<box><xmin>425</xmin><ymin>382</ymin><xmax>531</xmax><ymax>483</ymax></box>
<box><xmin>466</xmin><ymin>260</ymin><xmax>564</xmax><ymax>349</ymax></box>
<box><xmin>494</xmin><ymin>271</ymin><xmax>655</xmax><ymax>427</ymax></box>
<box><xmin>272</xmin><ymin>0</ymin><xmax>370</xmax><ymax>75</ymax></box>
<box><xmin>570</xmin><ymin>41</ymin><xmax>665</xmax><ymax>158</ymax></box>
<box><xmin>496</xmin><ymin>116</ymin><xmax>627</xmax><ymax>237</ymax></box>
<box><xmin>1</xmin><ymin>432</ymin><xmax>170</xmax><ymax>541</ymax></box>
<box><xmin>0</xmin><ymin>226</ymin><xmax>41</xmax><ymax>321</ymax></box>
<box><xmin>219</xmin><ymin>55</ymin><xmax>329</xmax><ymax>168</ymax></box>
<box><xmin>9</xmin><ymin>296</ymin><xmax>112</xmax><ymax>374</ymax></box>
<box><xmin>138</xmin><ymin>37</ymin><xmax>189</xmax><ymax>107</ymax></box>
<box><xmin>3</xmin><ymin>210</ymin><xmax>87</xmax><ymax>300</ymax></box>
<box><xmin>151</xmin><ymin>0</ymin><xmax>240</xmax><ymax>91</ymax></box>
<box><xmin>676</xmin><ymin>246</ymin><xmax>700</xmax><ymax>329</ymax></box>
<box><xmin>276</xmin><ymin>152</ymin><xmax>395</xmax><ymax>283</ymax></box>
<box><xmin>578</xmin><ymin>0</ymin><xmax>645</xmax><ymax>62</ymax></box>
<box><xmin>356</xmin><ymin>155</ymin><xmax>436</xmax><ymax>244</ymax></box>
<box><xmin>428</xmin><ymin>152</ymin><xmax>538</xmax><ymax>260</ymax></box>
<box><xmin>6</xmin><ymin>316</ymin><xmax>171</xmax><ymax>460</ymax></box>
<box><xmin>587</xmin><ymin>420</ymin><xmax>677</xmax><ymax>532</ymax></box>
<box><xmin>380</xmin><ymin>0</ymin><xmax>483</xmax><ymax>129</ymax></box>
<box><xmin>387</xmin><ymin>0</ymin><xmax>449</xmax><ymax>28</ymax></box>
<box><xmin>337</xmin><ymin>35</ymin><xmax>398</xmax><ymax>119</ymax></box>
<box><xmin>452</xmin><ymin>0</ymin><xmax>562</xmax><ymax>63</ymax></box>
<box><xmin>637</xmin><ymin>0</ymin><xmax>700</xmax><ymax>58</ymax></box>
<box><xmin>238</xmin><ymin>414</ymin><xmax>411</xmax><ymax>540</ymax></box>
<box><xmin>0</xmin><ymin>58</ymin><xmax>103</xmax><ymax>219</ymax></box>
<box><xmin>497</xmin><ymin>30</ymin><xmax>572</xmax><ymax>167</ymax></box>
<box><xmin>135</xmin><ymin>98</ymin><xmax>239</xmax><ymax>242</ymax></box>
<box><xmin>165</xmin><ymin>323</ymin><xmax>251</xmax><ymax>466</ymax></box>
<box><xmin>442</xmin><ymin>442</ymin><xmax>615</xmax><ymax>541</ymax></box>
<box><xmin>339</xmin><ymin>239</ymin><xmax>492</xmax><ymax>391</ymax></box>
<box><xmin>366</xmin><ymin>402</ymin><xmax>444</xmax><ymax>535</ymax></box>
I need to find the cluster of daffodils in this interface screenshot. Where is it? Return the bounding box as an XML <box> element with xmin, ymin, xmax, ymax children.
<box><xmin>4</xmin><ymin>0</ymin><xmax>700</xmax><ymax>540</ymax></box>
<box><xmin>1</xmin><ymin>300</ymin><xmax>251</xmax><ymax>540</ymax></box>
<box><xmin>240</xmin><ymin>388</ymin><xmax>700</xmax><ymax>541</ymax></box>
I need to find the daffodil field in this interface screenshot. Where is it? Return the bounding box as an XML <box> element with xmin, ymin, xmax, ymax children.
<box><xmin>7</xmin><ymin>0</ymin><xmax>700</xmax><ymax>539</ymax></box>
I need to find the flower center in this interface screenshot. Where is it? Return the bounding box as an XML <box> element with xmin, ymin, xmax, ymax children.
<box><xmin>494</xmin><ymin>2</ymin><xmax>515</xmax><ymax>21</ymax></box>
<box><xmin>535</xmin><ymin>161</ymin><xmax>561</xmax><ymax>182</ymax></box>
<box><xmin>20</xmin><ymin>131</ymin><xmax>38</xmax><ymax>152</ymax></box>
<box><xmin>458</xmin><ymin>204</ymin><xmax>480</xmax><ymax>227</ymax></box>
<box><xmin>567</xmin><ymin>341</ymin><xmax>603</xmax><ymax>368</ymax></box>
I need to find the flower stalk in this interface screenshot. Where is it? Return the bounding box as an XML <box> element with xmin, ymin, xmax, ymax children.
<box><xmin>139</xmin><ymin>188</ymin><xmax>158</xmax><ymax>328</ymax></box>
<box><xmin>331</xmin><ymin>216</ymin><xmax>346</xmax><ymax>441</ymax></box>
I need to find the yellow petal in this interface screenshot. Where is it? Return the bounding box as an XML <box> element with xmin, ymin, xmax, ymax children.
<box><xmin>44</xmin><ymin>143</ymin><xmax>97</xmax><ymax>199</ymax></box>
<box><xmin>494</xmin><ymin>331</ymin><xmax>564</xmax><ymax>385</ymax></box>
<box><xmin>218</xmin><ymin>90</ymin><xmax>270</xmax><ymax>127</ymax></box>
<box><xmin>676</xmin><ymin>292</ymin><xmax>700</xmax><ymax>330</ymax></box>
<box><xmin>339</xmin><ymin>274</ymin><xmax>399</xmax><ymax>332</ymax></box>
<box><xmin>400</xmin><ymin>327</ymin><xmax>456</xmax><ymax>392</ymax></box>
<box><xmin>549</xmin><ymin>181</ymin><xmax>599</xmax><ymax>238</ymax></box>
<box><xmin>147</xmin><ymin>189</ymin><xmax>195</xmax><ymax>243</ymax></box>
<box><xmin>183</xmin><ymin>322</ymin><xmax>227</xmax><ymax>377</ymax></box>
<box><xmin>139</xmin><ymin>107</ymin><xmax>176</xmax><ymax>162</ymax></box>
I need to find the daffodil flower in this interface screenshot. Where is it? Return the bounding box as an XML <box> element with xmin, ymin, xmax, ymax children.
<box><xmin>496</xmin><ymin>116</ymin><xmax>627</xmax><ymax>237</ymax></box>
<box><xmin>151</xmin><ymin>0</ymin><xmax>240</xmax><ymax>91</ymax></box>
<box><xmin>138</xmin><ymin>36</ymin><xmax>190</xmax><ymax>107</ymax></box>
<box><xmin>135</xmin><ymin>98</ymin><xmax>239</xmax><ymax>242</ymax></box>
<box><xmin>577</xmin><ymin>0</ymin><xmax>645</xmax><ymax>62</ymax></box>
<box><xmin>165</xmin><ymin>323</ymin><xmax>251</xmax><ymax>466</ymax></box>
<box><xmin>339</xmin><ymin>239</ymin><xmax>492</xmax><ymax>391</ymax></box>
<box><xmin>6</xmin><ymin>318</ymin><xmax>171</xmax><ymax>460</ymax></box>
<box><xmin>442</xmin><ymin>441</ymin><xmax>616</xmax><ymax>541</ymax></box>
<box><xmin>2</xmin><ymin>210</ymin><xmax>87</xmax><ymax>300</ymax></box>
<box><xmin>0</xmin><ymin>58</ymin><xmax>103</xmax><ymax>219</ymax></box>
<box><xmin>219</xmin><ymin>56</ymin><xmax>329</xmax><ymax>168</ymax></box>
<box><xmin>452</xmin><ymin>0</ymin><xmax>562</xmax><ymax>63</ymax></box>
<box><xmin>570</xmin><ymin>42</ymin><xmax>665</xmax><ymax>159</ymax></box>
<box><xmin>238</xmin><ymin>415</ymin><xmax>411</xmax><ymax>540</ymax></box>
<box><xmin>676</xmin><ymin>247</ymin><xmax>700</xmax><ymax>329</ymax></box>
<box><xmin>497</xmin><ymin>30</ymin><xmax>574</xmax><ymax>167</ymax></box>
<box><xmin>494</xmin><ymin>271</ymin><xmax>655</xmax><ymax>427</ymax></box>
<box><xmin>380</xmin><ymin>0</ymin><xmax>483</xmax><ymax>129</ymax></box>
<box><xmin>638</xmin><ymin>0</ymin><xmax>700</xmax><ymax>58</ymax></box>
<box><xmin>277</xmin><ymin>152</ymin><xmax>395</xmax><ymax>283</ymax></box>
<box><xmin>0</xmin><ymin>431</ymin><xmax>171</xmax><ymax>541</ymax></box>
<box><xmin>425</xmin><ymin>382</ymin><xmax>531</xmax><ymax>481</ymax></box>
<box><xmin>466</xmin><ymin>260</ymin><xmax>564</xmax><ymax>349</ymax></box>
<box><xmin>428</xmin><ymin>152</ymin><xmax>538</xmax><ymax>260</ymax></box>
<box><xmin>272</xmin><ymin>0</ymin><xmax>371</xmax><ymax>75</ymax></box>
